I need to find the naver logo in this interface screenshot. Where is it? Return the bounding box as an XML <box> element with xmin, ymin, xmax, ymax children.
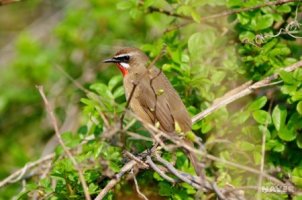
<box><xmin>262</xmin><ymin>185</ymin><xmax>295</xmax><ymax>193</ymax></box>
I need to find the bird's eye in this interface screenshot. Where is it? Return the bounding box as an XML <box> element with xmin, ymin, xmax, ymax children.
<box><xmin>115</xmin><ymin>55</ymin><xmax>130</xmax><ymax>63</ymax></box>
<box><xmin>123</xmin><ymin>55</ymin><xmax>130</xmax><ymax>62</ymax></box>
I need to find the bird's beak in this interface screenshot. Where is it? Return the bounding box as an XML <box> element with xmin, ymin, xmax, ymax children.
<box><xmin>103</xmin><ymin>57</ymin><xmax>119</xmax><ymax>63</ymax></box>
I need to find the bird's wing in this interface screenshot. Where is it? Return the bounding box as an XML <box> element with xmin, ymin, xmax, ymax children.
<box><xmin>136</xmin><ymin>67</ymin><xmax>191</xmax><ymax>133</ymax></box>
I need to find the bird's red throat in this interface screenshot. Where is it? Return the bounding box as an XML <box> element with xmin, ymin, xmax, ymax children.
<box><xmin>116</xmin><ymin>63</ymin><xmax>128</xmax><ymax>76</ymax></box>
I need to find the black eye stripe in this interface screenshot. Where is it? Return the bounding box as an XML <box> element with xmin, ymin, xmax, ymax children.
<box><xmin>114</xmin><ymin>55</ymin><xmax>130</xmax><ymax>62</ymax></box>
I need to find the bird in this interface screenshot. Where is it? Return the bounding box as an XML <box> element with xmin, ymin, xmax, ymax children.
<box><xmin>103</xmin><ymin>47</ymin><xmax>200</xmax><ymax>175</ymax></box>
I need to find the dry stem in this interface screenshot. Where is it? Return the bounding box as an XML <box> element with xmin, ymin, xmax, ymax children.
<box><xmin>37</xmin><ymin>86</ymin><xmax>91</xmax><ymax>200</ymax></box>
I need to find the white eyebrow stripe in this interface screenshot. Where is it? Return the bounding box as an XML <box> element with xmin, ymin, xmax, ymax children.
<box><xmin>114</xmin><ymin>52</ymin><xmax>138</xmax><ymax>58</ymax></box>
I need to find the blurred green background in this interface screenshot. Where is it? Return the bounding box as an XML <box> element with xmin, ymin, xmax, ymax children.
<box><xmin>0</xmin><ymin>0</ymin><xmax>302</xmax><ymax>199</ymax></box>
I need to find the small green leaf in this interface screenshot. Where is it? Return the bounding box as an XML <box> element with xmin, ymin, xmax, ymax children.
<box><xmin>239</xmin><ymin>31</ymin><xmax>255</xmax><ymax>42</ymax></box>
<box><xmin>293</xmin><ymin>69</ymin><xmax>302</xmax><ymax>81</ymax></box>
<box><xmin>276</xmin><ymin>4</ymin><xmax>291</xmax><ymax>13</ymax></box>
<box><xmin>297</xmin><ymin>101</ymin><xmax>302</xmax><ymax>115</ymax></box>
<box><xmin>278</xmin><ymin>126</ymin><xmax>296</xmax><ymax>141</ymax></box>
<box><xmin>279</xmin><ymin>70</ymin><xmax>297</xmax><ymax>84</ymax></box>
<box><xmin>250</xmin><ymin>14</ymin><xmax>274</xmax><ymax>31</ymax></box>
<box><xmin>191</xmin><ymin>10</ymin><xmax>200</xmax><ymax>23</ymax></box>
<box><xmin>108</xmin><ymin>75</ymin><xmax>122</xmax><ymax>91</ymax></box>
<box><xmin>272</xmin><ymin>105</ymin><xmax>287</xmax><ymax>131</ymax></box>
<box><xmin>237</xmin><ymin>141</ymin><xmax>255</xmax><ymax>151</ymax></box>
<box><xmin>188</xmin><ymin>30</ymin><xmax>216</xmax><ymax>58</ymax></box>
<box><xmin>266</xmin><ymin>139</ymin><xmax>285</xmax><ymax>152</ymax></box>
<box><xmin>113</xmin><ymin>87</ymin><xmax>125</xmax><ymax>99</ymax></box>
<box><xmin>116</xmin><ymin>1</ymin><xmax>133</xmax><ymax>10</ymax></box>
<box><xmin>296</xmin><ymin>134</ymin><xmax>302</xmax><ymax>149</ymax></box>
<box><xmin>292</xmin><ymin>167</ymin><xmax>302</xmax><ymax>187</ymax></box>
<box><xmin>201</xmin><ymin>119</ymin><xmax>213</xmax><ymax>133</ymax></box>
<box><xmin>252</xmin><ymin>110</ymin><xmax>271</xmax><ymax>124</ymax></box>
<box><xmin>248</xmin><ymin>96</ymin><xmax>267</xmax><ymax>111</ymax></box>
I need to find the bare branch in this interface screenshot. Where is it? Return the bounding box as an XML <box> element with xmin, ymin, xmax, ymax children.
<box><xmin>202</xmin><ymin>0</ymin><xmax>301</xmax><ymax>21</ymax></box>
<box><xmin>0</xmin><ymin>154</ymin><xmax>54</xmax><ymax>188</ymax></box>
<box><xmin>147</xmin><ymin>0</ymin><xmax>301</xmax><ymax>22</ymax></box>
<box><xmin>95</xmin><ymin>160</ymin><xmax>137</xmax><ymax>200</ymax></box>
<box><xmin>145</xmin><ymin>156</ymin><xmax>176</xmax><ymax>184</ymax></box>
<box><xmin>155</xmin><ymin>153</ymin><xmax>205</xmax><ymax>190</ymax></box>
<box><xmin>192</xmin><ymin>60</ymin><xmax>302</xmax><ymax>123</ymax></box>
<box><xmin>124</xmin><ymin>151</ymin><xmax>149</xmax><ymax>169</ymax></box>
<box><xmin>37</xmin><ymin>86</ymin><xmax>91</xmax><ymax>200</ymax></box>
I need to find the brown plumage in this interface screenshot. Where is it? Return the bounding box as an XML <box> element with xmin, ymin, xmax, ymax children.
<box><xmin>104</xmin><ymin>47</ymin><xmax>200</xmax><ymax>175</ymax></box>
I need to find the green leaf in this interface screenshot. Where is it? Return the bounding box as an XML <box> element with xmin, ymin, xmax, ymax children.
<box><xmin>278</xmin><ymin>126</ymin><xmax>296</xmax><ymax>141</ymax></box>
<box><xmin>293</xmin><ymin>69</ymin><xmax>302</xmax><ymax>81</ymax></box>
<box><xmin>279</xmin><ymin>70</ymin><xmax>297</xmax><ymax>84</ymax></box>
<box><xmin>108</xmin><ymin>75</ymin><xmax>122</xmax><ymax>91</ymax></box>
<box><xmin>276</xmin><ymin>4</ymin><xmax>291</xmax><ymax>13</ymax></box>
<box><xmin>292</xmin><ymin>91</ymin><xmax>302</xmax><ymax>102</ymax></box>
<box><xmin>296</xmin><ymin>134</ymin><xmax>302</xmax><ymax>149</ymax></box>
<box><xmin>272</xmin><ymin>105</ymin><xmax>287</xmax><ymax>131</ymax></box>
<box><xmin>237</xmin><ymin>12</ymin><xmax>251</xmax><ymax>25</ymax></box>
<box><xmin>116</xmin><ymin>1</ymin><xmax>133</xmax><ymax>10</ymax></box>
<box><xmin>191</xmin><ymin>10</ymin><xmax>201</xmax><ymax>23</ymax></box>
<box><xmin>211</xmin><ymin>71</ymin><xmax>225</xmax><ymax>85</ymax></box>
<box><xmin>250</xmin><ymin>14</ymin><xmax>274</xmax><ymax>31</ymax></box>
<box><xmin>236</xmin><ymin>141</ymin><xmax>255</xmax><ymax>151</ymax></box>
<box><xmin>239</xmin><ymin>31</ymin><xmax>255</xmax><ymax>42</ymax></box>
<box><xmin>297</xmin><ymin>101</ymin><xmax>302</xmax><ymax>115</ymax></box>
<box><xmin>292</xmin><ymin>167</ymin><xmax>302</xmax><ymax>187</ymax></box>
<box><xmin>266</xmin><ymin>139</ymin><xmax>285</xmax><ymax>152</ymax></box>
<box><xmin>201</xmin><ymin>119</ymin><xmax>213</xmax><ymax>133</ymax></box>
<box><xmin>113</xmin><ymin>87</ymin><xmax>124</xmax><ymax>99</ymax></box>
<box><xmin>159</xmin><ymin>182</ymin><xmax>173</xmax><ymax>196</ymax></box>
<box><xmin>252</xmin><ymin>110</ymin><xmax>271</xmax><ymax>124</ymax></box>
<box><xmin>188</xmin><ymin>30</ymin><xmax>216</xmax><ymax>58</ymax></box>
<box><xmin>248</xmin><ymin>96</ymin><xmax>267</xmax><ymax>111</ymax></box>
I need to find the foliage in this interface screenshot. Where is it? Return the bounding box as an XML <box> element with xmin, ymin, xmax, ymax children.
<box><xmin>0</xmin><ymin>0</ymin><xmax>302</xmax><ymax>199</ymax></box>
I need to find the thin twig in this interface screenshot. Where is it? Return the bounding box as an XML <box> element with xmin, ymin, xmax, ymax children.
<box><xmin>124</xmin><ymin>151</ymin><xmax>149</xmax><ymax>168</ymax></box>
<box><xmin>257</xmin><ymin>98</ymin><xmax>274</xmax><ymax>199</ymax></box>
<box><xmin>37</xmin><ymin>86</ymin><xmax>91</xmax><ymax>200</ymax></box>
<box><xmin>202</xmin><ymin>0</ymin><xmax>301</xmax><ymax>21</ymax></box>
<box><xmin>131</xmin><ymin>169</ymin><xmax>149</xmax><ymax>200</ymax></box>
<box><xmin>192</xmin><ymin>60</ymin><xmax>302</xmax><ymax>123</ymax></box>
<box><xmin>0</xmin><ymin>154</ymin><xmax>54</xmax><ymax>188</ymax></box>
<box><xmin>147</xmin><ymin>6</ymin><xmax>190</xmax><ymax>20</ymax></box>
<box><xmin>127</xmin><ymin>131</ymin><xmax>153</xmax><ymax>142</ymax></box>
<box><xmin>148</xmin><ymin>0</ymin><xmax>300</xmax><ymax>22</ymax></box>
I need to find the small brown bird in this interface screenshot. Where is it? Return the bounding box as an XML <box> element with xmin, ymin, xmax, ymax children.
<box><xmin>104</xmin><ymin>47</ymin><xmax>200</xmax><ymax>174</ymax></box>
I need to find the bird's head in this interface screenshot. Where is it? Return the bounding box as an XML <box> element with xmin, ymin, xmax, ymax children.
<box><xmin>103</xmin><ymin>47</ymin><xmax>149</xmax><ymax>76</ymax></box>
